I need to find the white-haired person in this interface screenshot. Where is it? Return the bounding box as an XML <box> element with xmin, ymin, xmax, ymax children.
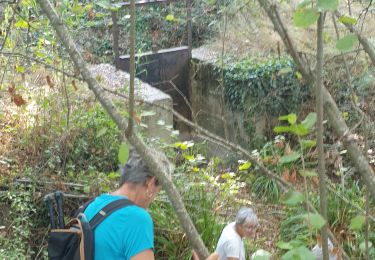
<box><xmin>83</xmin><ymin>150</ymin><xmax>168</xmax><ymax>260</ymax></box>
<box><xmin>215</xmin><ymin>207</ymin><xmax>259</xmax><ymax>260</ymax></box>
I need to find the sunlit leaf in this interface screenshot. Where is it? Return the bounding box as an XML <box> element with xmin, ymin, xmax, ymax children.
<box><xmin>295</xmin><ymin>71</ymin><xmax>303</xmax><ymax>80</ymax></box>
<box><xmin>96</xmin><ymin>127</ymin><xmax>108</xmax><ymax>138</ymax></box>
<box><xmin>281</xmin><ymin>190</ymin><xmax>304</xmax><ymax>205</ymax></box>
<box><xmin>192</xmin><ymin>167</ymin><xmax>199</xmax><ymax>172</ymax></box>
<box><xmin>290</xmin><ymin>124</ymin><xmax>309</xmax><ymax>136</ymax></box>
<box><xmin>279</xmin><ymin>113</ymin><xmax>297</xmax><ymax>124</ymax></box>
<box><xmin>221</xmin><ymin>172</ymin><xmax>235</xmax><ymax>179</ymax></box>
<box><xmin>174</xmin><ymin>142</ymin><xmax>188</xmax><ymax>150</ymax></box>
<box><xmin>305</xmin><ymin>213</ymin><xmax>326</xmax><ymax>229</ymax></box>
<box><xmin>299</xmin><ymin>170</ymin><xmax>318</xmax><ymax>177</ymax></box>
<box><xmin>336</xmin><ymin>34</ymin><xmax>359</xmax><ymax>52</ymax></box>
<box><xmin>183</xmin><ymin>154</ymin><xmax>195</xmax><ymax>161</ymax></box>
<box><xmin>338</xmin><ymin>16</ymin><xmax>357</xmax><ymax>25</ymax></box>
<box><xmin>16</xmin><ymin>65</ymin><xmax>25</xmax><ymax>73</ymax></box>
<box><xmin>293</xmin><ymin>8</ymin><xmax>319</xmax><ymax>28</ymax></box>
<box><xmin>274</xmin><ymin>125</ymin><xmax>291</xmax><ymax>134</ymax></box>
<box><xmin>166</xmin><ymin>14</ymin><xmax>175</xmax><ymax>21</ymax></box>
<box><xmin>118</xmin><ymin>143</ymin><xmax>129</xmax><ymax>164</ymax></box>
<box><xmin>300</xmin><ymin>139</ymin><xmax>316</xmax><ymax>149</ymax></box>
<box><xmin>238</xmin><ymin>161</ymin><xmax>252</xmax><ymax>171</ymax></box>
<box><xmin>108</xmin><ymin>171</ymin><xmax>120</xmax><ymax>180</ymax></box>
<box><xmin>350</xmin><ymin>215</ymin><xmax>366</xmax><ymax>230</ymax></box>
<box><xmin>279</xmin><ymin>152</ymin><xmax>301</xmax><ymax>164</ymax></box>
<box><xmin>317</xmin><ymin>0</ymin><xmax>339</xmax><ymax>11</ymax></box>
<box><xmin>276</xmin><ymin>241</ymin><xmax>294</xmax><ymax>250</ymax></box>
<box><xmin>282</xmin><ymin>246</ymin><xmax>316</xmax><ymax>260</ymax></box>
<box><xmin>14</xmin><ymin>20</ymin><xmax>28</xmax><ymax>29</ymax></box>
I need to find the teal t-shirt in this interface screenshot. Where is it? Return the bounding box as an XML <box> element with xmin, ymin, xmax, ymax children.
<box><xmin>84</xmin><ymin>194</ymin><xmax>154</xmax><ymax>260</ymax></box>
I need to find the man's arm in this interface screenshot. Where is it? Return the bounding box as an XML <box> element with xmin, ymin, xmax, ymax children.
<box><xmin>130</xmin><ymin>249</ymin><xmax>155</xmax><ymax>260</ymax></box>
<box><xmin>226</xmin><ymin>258</ymin><xmax>239</xmax><ymax>260</ymax></box>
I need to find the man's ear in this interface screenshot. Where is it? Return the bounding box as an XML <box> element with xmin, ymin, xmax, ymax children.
<box><xmin>145</xmin><ymin>176</ymin><xmax>156</xmax><ymax>188</ymax></box>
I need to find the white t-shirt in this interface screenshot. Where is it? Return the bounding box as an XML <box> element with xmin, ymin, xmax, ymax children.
<box><xmin>215</xmin><ymin>222</ymin><xmax>245</xmax><ymax>260</ymax></box>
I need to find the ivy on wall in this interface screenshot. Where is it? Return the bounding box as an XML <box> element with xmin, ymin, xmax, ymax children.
<box><xmin>216</xmin><ymin>57</ymin><xmax>310</xmax><ymax>116</ymax></box>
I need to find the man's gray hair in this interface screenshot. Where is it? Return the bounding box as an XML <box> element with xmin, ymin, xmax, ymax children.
<box><xmin>235</xmin><ymin>207</ymin><xmax>259</xmax><ymax>226</ymax></box>
<box><xmin>119</xmin><ymin>148</ymin><xmax>173</xmax><ymax>186</ymax></box>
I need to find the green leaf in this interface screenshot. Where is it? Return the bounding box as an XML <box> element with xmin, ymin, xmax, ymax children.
<box><xmin>338</xmin><ymin>16</ymin><xmax>357</xmax><ymax>25</ymax></box>
<box><xmin>118</xmin><ymin>143</ymin><xmax>129</xmax><ymax>164</ymax></box>
<box><xmin>96</xmin><ymin>127</ymin><xmax>108</xmax><ymax>138</ymax></box>
<box><xmin>300</xmin><ymin>139</ymin><xmax>317</xmax><ymax>149</ymax></box>
<box><xmin>301</xmin><ymin>112</ymin><xmax>317</xmax><ymax>130</ymax></box>
<box><xmin>350</xmin><ymin>215</ymin><xmax>366</xmax><ymax>230</ymax></box>
<box><xmin>274</xmin><ymin>125</ymin><xmax>292</xmax><ymax>134</ymax></box>
<box><xmin>290</xmin><ymin>124</ymin><xmax>309</xmax><ymax>136</ymax></box>
<box><xmin>166</xmin><ymin>14</ymin><xmax>175</xmax><ymax>22</ymax></box>
<box><xmin>293</xmin><ymin>8</ymin><xmax>319</xmax><ymax>28</ymax></box>
<box><xmin>317</xmin><ymin>0</ymin><xmax>339</xmax><ymax>11</ymax></box>
<box><xmin>305</xmin><ymin>213</ymin><xmax>326</xmax><ymax>229</ymax></box>
<box><xmin>277</xmin><ymin>241</ymin><xmax>294</xmax><ymax>250</ymax></box>
<box><xmin>279</xmin><ymin>152</ymin><xmax>301</xmax><ymax>164</ymax></box>
<box><xmin>279</xmin><ymin>113</ymin><xmax>297</xmax><ymax>124</ymax></box>
<box><xmin>295</xmin><ymin>71</ymin><xmax>303</xmax><ymax>80</ymax></box>
<box><xmin>359</xmin><ymin>241</ymin><xmax>373</xmax><ymax>251</ymax></box>
<box><xmin>336</xmin><ymin>34</ymin><xmax>359</xmax><ymax>52</ymax></box>
<box><xmin>183</xmin><ymin>154</ymin><xmax>195</xmax><ymax>161</ymax></box>
<box><xmin>238</xmin><ymin>161</ymin><xmax>252</xmax><ymax>171</ymax></box>
<box><xmin>108</xmin><ymin>171</ymin><xmax>120</xmax><ymax>180</ymax></box>
<box><xmin>174</xmin><ymin>142</ymin><xmax>188</xmax><ymax>150</ymax></box>
<box><xmin>14</xmin><ymin>20</ymin><xmax>28</xmax><ymax>29</ymax></box>
<box><xmin>281</xmin><ymin>190</ymin><xmax>304</xmax><ymax>205</ymax></box>
<box><xmin>299</xmin><ymin>170</ymin><xmax>318</xmax><ymax>177</ymax></box>
<box><xmin>16</xmin><ymin>65</ymin><xmax>25</xmax><ymax>73</ymax></box>
<box><xmin>282</xmin><ymin>246</ymin><xmax>316</xmax><ymax>260</ymax></box>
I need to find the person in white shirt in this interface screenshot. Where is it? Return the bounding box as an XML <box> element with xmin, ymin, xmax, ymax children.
<box><xmin>215</xmin><ymin>207</ymin><xmax>259</xmax><ymax>260</ymax></box>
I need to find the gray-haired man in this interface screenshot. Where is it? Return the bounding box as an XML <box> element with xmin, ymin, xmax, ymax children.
<box><xmin>215</xmin><ymin>207</ymin><xmax>259</xmax><ymax>260</ymax></box>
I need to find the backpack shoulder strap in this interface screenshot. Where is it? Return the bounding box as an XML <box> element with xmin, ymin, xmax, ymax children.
<box><xmin>89</xmin><ymin>199</ymin><xmax>134</xmax><ymax>230</ymax></box>
<box><xmin>75</xmin><ymin>198</ymin><xmax>96</xmax><ymax>217</ymax></box>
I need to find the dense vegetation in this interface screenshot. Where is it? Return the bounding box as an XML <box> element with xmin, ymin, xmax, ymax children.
<box><xmin>1</xmin><ymin>0</ymin><xmax>374</xmax><ymax>259</ymax></box>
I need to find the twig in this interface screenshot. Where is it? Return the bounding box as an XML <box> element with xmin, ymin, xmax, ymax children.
<box><xmin>0</xmin><ymin>52</ymin><xmax>81</xmax><ymax>79</ymax></box>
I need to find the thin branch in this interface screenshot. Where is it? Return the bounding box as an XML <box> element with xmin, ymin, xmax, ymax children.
<box><xmin>316</xmin><ymin>12</ymin><xmax>329</xmax><ymax>259</ymax></box>
<box><xmin>126</xmin><ymin>0</ymin><xmax>136</xmax><ymax>137</ymax></box>
<box><xmin>335</xmin><ymin>10</ymin><xmax>375</xmax><ymax>65</ymax></box>
<box><xmin>0</xmin><ymin>52</ymin><xmax>81</xmax><ymax>79</ymax></box>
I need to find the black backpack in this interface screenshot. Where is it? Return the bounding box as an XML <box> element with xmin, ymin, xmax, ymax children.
<box><xmin>47</xmin><ymin>196</ymin><xmax>134</xmax><ymax>260</ymax></box>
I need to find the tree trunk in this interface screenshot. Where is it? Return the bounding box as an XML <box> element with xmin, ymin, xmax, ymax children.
<box><xmin>316</xmin><ymin>12</ymin><xmax>329</xmax><ymax>260</ymax></box>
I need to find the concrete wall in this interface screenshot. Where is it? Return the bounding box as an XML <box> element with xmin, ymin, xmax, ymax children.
<box><xmin>190</xmin><ymin>49</ymin><xmax>267</xmax><ymax>157</ymax></box>
<box><xmin>117</xmin><ymin>46</ymin><xmax>191</xmax><ymax>135</ymax></box>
